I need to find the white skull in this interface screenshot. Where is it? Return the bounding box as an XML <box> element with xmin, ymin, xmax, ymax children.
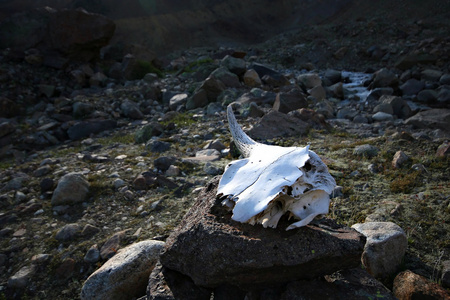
<box><xmin>217</xmin><ymin>104</ymin><xmax>336</xmax><ymax>230</ymax></box>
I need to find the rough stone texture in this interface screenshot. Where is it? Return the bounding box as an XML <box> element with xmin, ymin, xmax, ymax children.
<box><xmin>147</xmin><ymin>262</ymin><xmax>212</xmax><ymax>300</ymax></box>
<box><xmin>405</xmin><ymin>109</ymin><xmax>450</xmax><ymax>132</ymax></box>
<box><xmin>380</xmin><ymin>95</ymin><xmax>411</xmax><ymax>119</ymax></box>
<box><xmin>442</xmin><ymin>260</ymin><xmax>450</xmax><ymax>288</ymax></box>
<box><xmin>100</xmin><ymin>231</ymin><xmax>126</xmax><ymax>260</ymax></box>
<box><xmin>160</xmin><ymin>177</ymin><xmax>365</xmax><ymax>289</ymax></box>
<box><xmin>393</xmin><ymin>270</ymin><xmax>450</xmax><ymax>300</ymax></box>
<box><xmin>352</xmin><ymin>222</ymin><xmax>407</xmax><ymax>279</ymax></box>
<box><xmin>281</xmin><ymin>268</ymin><xmax>395</xmax><ymax>300</ymax></box>
<box><xmin>399</xmin><ymin>78</ymin><xmax>424</xmax><ymax>96</ymax></box>
<box><xmin>51</xmin><ymin>173</ymin><xmax>90</xmax><ymax>206</ymax></box>
<box><xmin>353</xmin><ymin>144</ymin><xmax>379</xmax><ymax>158</ymax></box>
<box><xmin>392</xmin><ymin>150</ymin><xmax>409</xmax><ymax>168</ymax></box>
<box><xmin>308</xmin><ymin>85</ymin><xmax>327</xmax><ymax>101</ymax></box>
<box><xmin>436</xmin><ymin>142</ymin><xmax>450</xmax><ymax>157</ymax></box>
<box><xmin>55</xmin><ymin>223</ymin><xmax>81</xmax><ymax>241</ymax></box>
<box><xmin>121</xmin><ymin>101</ymin><xmax>144</xmax><ymax>119</ymax></box>
<box><xmin>372</xmin><ymin>111</ymin><xmax>394</xmax><ymax>122</ymax></box>
<box><xmin>220</xmin><ymin>55</ymin><xmax>246</xmax><ymax>76</ymax></box>
<box><xmin>272</xmin><ymin>86</ymin><xmax>308</xmax><ymax>113</ymax></box>
<box><xmin>243</xmin><ymin>69</ymin><xmax>262</xmax><ymax>87</ymax></box>
<box><xmin>248</xmin><ymin>110</ymin><xmax>310</xmax><ymax>139</ymax></box>
<box><xmin>0</xmin><ymin>7</ymin><xmax>115</xmax><ymax>61</ymax></box>
<box><xmin>81</xmin><ymin>240</ymin><xmax>165</xmax><ymax>300</ymax></box>
<box><xmin>371</xmin><ymin>68</ymin><xmax>398</xmax><ymax>89</ymax></box>
<box><xmin>67</xmin><ymin>119</ymin><xmax>117</xmax><ymax>140</ymax></box>
<box><xmin>210</xmin><ymin>67</ymin><xmax>241</xmax><ymax>88</ymax></box>
<box><xmin>7</xmin><ymin>265</ymin><xmax>36</xmax><ymax>289</ymax></box>
<box><xmin>297</xmin><ymin>73</ymin><xmax>322</xmax><ymax>89</ymax></box>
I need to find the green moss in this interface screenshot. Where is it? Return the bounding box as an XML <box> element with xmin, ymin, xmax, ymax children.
<box><xmin>160</xmin><ymin>112</ymin><xmax>197</xmax><ymax>127</ymax></box>
<box><xmin>389</xmin><ymin>171</ymin><xmax>420</xmax><ymax>193</ymax></box>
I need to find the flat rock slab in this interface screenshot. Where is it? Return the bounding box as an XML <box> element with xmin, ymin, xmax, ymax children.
<box><xmin>160</xmin><ymin>177</ymin><xmax>365</xmax><ymax>289</ymax></box>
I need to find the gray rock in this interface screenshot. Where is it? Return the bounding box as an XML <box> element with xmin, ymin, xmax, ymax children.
<box><xmin>100</xmin><ymin>231</ymin><xmax>126</xmax><ymax>260</ymax></box>
<box><xmin>372</xmin><ymin>111</ymin><xmax>394</xmax><ymax>122</ymax></box>
<box><xmin>8</xmin><ymin>265</ymin><xmax>36</xmax><ymax>289</ymax></box>
<box><xmin>84</xmin><ymin>244</ymin><xmax>100</xmax><ymax>263</ymax></box>
<box><xmin>51</xmin><ymin>173</ymin><xmax>90</xmax><ymax>206</ymax></box>
<box><xmin>169</xmin><ymin>93</ymin><xmax>188</xmax><ymax>111</ymax></box>
<box><xmin>373</xmin><ymin>103</ymin><xmax>393</xmax><ymax>115</ymax></box>
<box><xmin>121</xmin><ymin>100</ymin><xmax>144</xmax><ymax>119</ymax></box>
<box><xmin>159</xmin><ymin>177</ymin><xmax>365</xmax><ymax>289</ymax></box>
<box><xmin>352</xmin><ymin>222</ymin><xmax>407</xmax><ymax>279</ymax></box>
<box><xmin>297</xmin><ymin>73</ymin><xmax>322</xmax><ymax>89</ymax></box>
<box><xmin>353</xmin><ymin>115</ymin><xmax>369</xmax><ymax>124</ymax></box>
<box><xmin>353</xmin><ymin>144</ymin><xmax>379</xmax><ymax>158</ymax></box>
<box><xmin>220</xmin><ymin>55</ymin><xmax>246</xmax><ymax>76</ymax></box>
<box><xmin>0</xmin><ymin>121</ymin><xmax>16</xmax><ymax>138</ymax></box>
<box><xmin>243</xmin><ymin>69</ymin><xmax>262</xmax><ymax>87</ymax></box>
<box><xmin>366</xmin><ymin>87</ymin><xmax>394</xmax><ymax>102</ymax></box>
<box><xmin>438</xmin><ymin>88</ymin><xmax>450</xmax><ymax>104</ymax></box>
<box><xmin>392</xmin><ymin>151</ymin><xmax>409</xmax><ymax>168</ymax></box>
<box><xmin>203</xmin><ymin>162</ymin><xmax>222</xmax><ymax>175</ymax></box>
<box><xmin>250</xmin><ymin>63</ymin><xmax>289</xmax><ymax>87</ymax></box>
<box><xmin>195</xmin><ymin>149</ymin><xmax>221</xmax><ymax>161</ymax></box>
<box><xmin>33</xmin><ymin>165</ymin><xmax>52</xmax><ymax>177</ymax></box>
<box><xmin>67</xmin><ymin>119</ymin><xmax>117</xmax><ymax>140</ymax></box>
<box><xmin>417</xmin><ymin>89</ymin><xmax>438</xmax><ymax>103</ymax></box>
<box><xmin>273</xmin><ymin>86</ymin><xmax>307</xmax><ymax>114</ymax></box>
<box><xmin>135</xmin><ymin>122</ymin><xmax>163</xmax><ymax>144</ymax></box>
<box><xmin>210</xmin><ymin>67</ymin><xmax>240</xmax><ymax>88</ymax></box>
<box><xmin>186</xmin><ymin>89</ymin><xmax>208</xmax><ymax>110</ymax></box>
<box><xmin>308</xmin><ymin>85</ymin><xmax>326</xmax><ymax>101</ymax></box>
<box><xmin>380</xmin><ymin>95</ymin><xmax>412</xmax><ymax>119</ymax></box>
<box><xmin>371</xmin><ymin>68</ymin><xmax>398</xmax><ymax>89</ymax></box>
<box><xmin>146</xmin><ymin>140</ymin><xmax>171</xmax><ymax>153</ymax></box>
<box><xmin>405</xmin><ymin>109</ymin><xmax>450</xmax><ymax>131</ymax></box>
<box><xmin>206</xmin><ymin>102</ymin><xmax>223</xmax><ymax>115</ymax></box>
<box><xmin>327</xmin><ymin>82</ymin><xmax>344</xmax><ymax>99</ymax></box>
<box><xmin>73</xmin><ymin>102</ymin><xmax>94</xmax><ymax>118</ymax></box>
<box><xmin>81</xmin><ymin>240</ymin><xmax>165</xmax><ymax>300</ymax></box>
<box><xmin>337</xmin><ymin>107</ymin><xmax>358</xmax><ymax>120</ymax></box>
<box><xmin>55</xmin><ymin>223</ymin><xmax>81</xmax><ymax>241</ymax></box>
<box><xmin>82</xmin><ymin>224</ymin><xmax>100</xmax><ymax>237</ymax></box>
<box><xmin>421</xmin><ymin>69</ymin><xmax>443</xmax><ymax>82</ymax></box>
<box><xmin>324</xmin><ymin>69</ymin><xmax>341</xmax><ymax>85</ymax></box>
<box><xmin>440</xmin><ymin>74</ymin><xmax>450</xmax><ymax>85</ymax></box>
<box><xmin>248</xmin><ymin>110</ymin><xmax>310</xmax><ymax>139</ymax></box>
<box><xmin>154</xmin><ymin>156</ymin><xmax>177</xmax><ymax>172</ymax></box>
<box><xmin>399</xmin><ymin>78</ymin><xmax>424</xmax><ymax>96</ymax></box>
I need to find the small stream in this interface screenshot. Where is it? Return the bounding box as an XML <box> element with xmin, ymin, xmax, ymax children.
<box><xmin>341</xmin><ymin>71</ymin><xmax>372</xmax><ymax>103</ymax></box>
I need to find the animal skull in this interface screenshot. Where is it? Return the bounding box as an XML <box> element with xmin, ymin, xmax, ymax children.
<box><xmin>217</xmin><ymin>104</ymin><xmax>336</xmax><ymax>230</ymax></box>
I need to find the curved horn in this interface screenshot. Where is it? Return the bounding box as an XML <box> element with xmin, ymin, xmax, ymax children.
<box><xmin>227</xmin><ymin>104</ymin><xmax>258</xmax><ymax>158</ymax></box>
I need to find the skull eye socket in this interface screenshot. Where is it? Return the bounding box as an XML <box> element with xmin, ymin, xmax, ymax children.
<box><xmin>304</xmin><ymin>162</ymin><xmax>312</xmax><ymax>171</ymax></box>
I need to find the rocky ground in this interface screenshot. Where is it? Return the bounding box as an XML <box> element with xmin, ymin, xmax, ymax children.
<box><xmin>1</xmin><ymin>2</ymin><xmax>450</xmax><ymax>300</ymax></box>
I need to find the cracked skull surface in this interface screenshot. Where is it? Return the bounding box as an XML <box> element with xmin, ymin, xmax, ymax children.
<box><xmin>217</xmin><ymin>104</ymin><xmax>336</xmax><ymax>230</ymax></box>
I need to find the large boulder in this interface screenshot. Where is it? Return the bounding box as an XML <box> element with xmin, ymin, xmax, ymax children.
<box><xmin>51</xmin><ymin>173</ymin><xmax>89</xmax><ymax>206</ymax></box>
<box><xmin>0</xmin><ymin>7</ymin><xmax>115</xmax><ymax>61</ymax></box>
<box><xmin>248</xmin><ymin>110</ymin><xmax>311</xmax><ymax>139</ymax></box>
<box><xmin>273</xmin><ymin>86</ymin><xmax>308</xmax><ymax>113</ymax></box>
<box><xmin>158</xmin><ymin>177</ymin><xmax>366</xmax><ymax>290</ymax></box>
<box><xmin>405</xmin><ymin>109</ymin><xmax>450</xmax><ymax>132</ymax></box>
<box><xmin>81</xmin><ymin>240</ymin><xmax>165</xmax><ymax>300</ymax></box>
<box><xmin>352</xmin><ymin>222</ymin><xmax>407</xmax><ymax>279</ymax></box>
